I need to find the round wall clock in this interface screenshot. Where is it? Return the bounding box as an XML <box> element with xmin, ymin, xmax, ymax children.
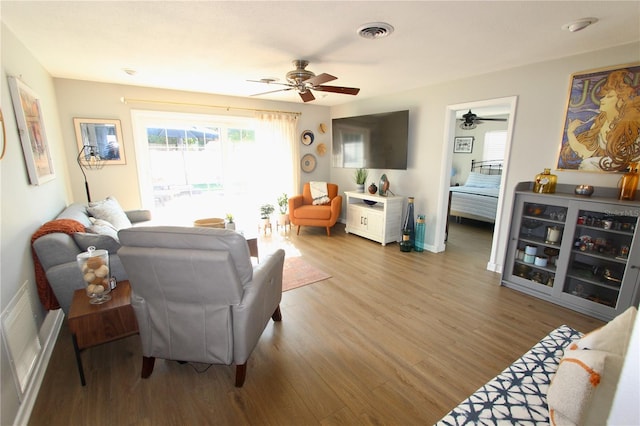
<box><xmin>301</xmin><ymin>129</ymin><xmax>314</xmax><ymax>145</ymax></box>
<box><xmin>301</xmin><ymin>153</ymin><xmax>317</xmax><ymax>173</ymax></box>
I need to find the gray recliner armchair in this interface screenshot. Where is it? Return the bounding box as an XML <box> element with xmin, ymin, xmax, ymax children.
<box><xmin>117</xmin><ymin>226</ymin><xmax>285</xmax><ymax>387</ymax></box>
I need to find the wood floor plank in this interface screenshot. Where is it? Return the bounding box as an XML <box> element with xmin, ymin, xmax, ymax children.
<box><xmin>28</xmin><ymin>220</ymin><xmax>604</xmax><ymax>425</ymax></box>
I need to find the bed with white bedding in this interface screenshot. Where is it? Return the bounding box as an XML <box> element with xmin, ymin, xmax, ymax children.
<box><xmin>449</xmin><ymin>160</ymin><xmax>502</xmax><ymax>224</ymax></box>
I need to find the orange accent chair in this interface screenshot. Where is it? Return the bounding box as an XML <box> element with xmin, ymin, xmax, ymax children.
<box><xmin>289</xmin><ymin>183</ymin><xmax>342</xmax><ymax>236</ymax></box>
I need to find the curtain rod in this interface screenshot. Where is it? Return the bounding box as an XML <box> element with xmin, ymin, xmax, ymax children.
<box><xmin>120</xmin><ymin>97</ymin><xmax>301</xmax><ymax>116</ymax></box>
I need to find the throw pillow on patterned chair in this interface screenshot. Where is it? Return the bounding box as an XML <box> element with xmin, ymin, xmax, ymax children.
<box><xmin>547</xmin><ymin>307</ymin><xmax>637</xmax><ymax>425</ymax></box>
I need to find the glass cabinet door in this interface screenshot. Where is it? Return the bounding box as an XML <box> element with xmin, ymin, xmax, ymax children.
<box><xmin>509</xmin><ymin>199</ymin><xmax>569</xmax><ymax>292</ymax></box>
<box><xmin>564</xmin><ymin>209</ymin><xmax>638</xmax><ymax>310</ymax></box>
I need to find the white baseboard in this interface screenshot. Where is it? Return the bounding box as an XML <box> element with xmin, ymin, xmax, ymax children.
<box><xmin>13</xmin><ymin>309</ymin><xmax>64</xmax><ymax>426</ymax></box>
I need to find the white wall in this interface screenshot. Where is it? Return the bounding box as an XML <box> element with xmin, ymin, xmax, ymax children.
<box><xmin>1</xmin><ymin>24</ymin><xmax>71</xmax><ymax>426</ymax></box>
<box><xmin>330</xmin><ymin>42</ymin><xmax>639</xmax><ymax>269</ymax></box>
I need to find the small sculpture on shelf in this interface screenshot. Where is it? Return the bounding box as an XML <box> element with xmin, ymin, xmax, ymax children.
<box><xmin>368</xmin><ymin>182</ymin><xmax>377</xmax><ymax>194</ymax></box>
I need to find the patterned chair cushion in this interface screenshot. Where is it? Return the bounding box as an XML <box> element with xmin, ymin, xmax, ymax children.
<box><xmin>436</xmin><ymin>325</ymin><xmax>582</xmax><ymax>425</ymax></box>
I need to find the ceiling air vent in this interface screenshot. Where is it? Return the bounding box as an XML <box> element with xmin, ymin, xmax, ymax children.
<box><xmin>357</xmin><ymin>22</ymin><xmax>394</xmax><ymax>39</ymax></box>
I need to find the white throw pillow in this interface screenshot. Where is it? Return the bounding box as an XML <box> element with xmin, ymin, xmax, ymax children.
<box><xmin>547</xmin><ymin>307</ymin><xmax>637</xmax><ymax>426</ymax></box>
<box><xmin>87</xmin><ymin>196</ymin><xmax>132</xmax><ymax>230</ymax></box>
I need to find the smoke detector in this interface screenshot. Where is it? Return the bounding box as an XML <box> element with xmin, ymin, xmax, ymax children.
<box><xmin>357</xmin><ymin>22</ymin><xmax>394</xmax><ymax>39</ymax></box>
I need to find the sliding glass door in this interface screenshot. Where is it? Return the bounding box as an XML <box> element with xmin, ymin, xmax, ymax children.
<box><xmin>132</xmin><ymin>110</ymin><xmax>296</xmax><ymax>230</ymax></box>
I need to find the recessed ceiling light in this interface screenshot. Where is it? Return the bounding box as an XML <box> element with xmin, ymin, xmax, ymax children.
<box><xmin>562</xmin><ymin>18</ymin><xmax>598</xmax><ymax>32</ymax></box>
<box><xmin>357</xmin><ymin>22</ymin><xmax>394</xmax><ymax>39</ymax></box>
<box><xmin>122</xmin><ymin>68</ymin><xmax>137</xmax><ymax>76</ymax></box>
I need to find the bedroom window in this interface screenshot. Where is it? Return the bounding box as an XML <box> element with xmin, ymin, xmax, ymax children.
<box><xmin>483</xmin><ymin>130</ymin><xmax>507</xmax><ymax>162</ymax></box>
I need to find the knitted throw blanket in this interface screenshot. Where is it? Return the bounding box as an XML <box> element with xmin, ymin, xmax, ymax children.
<box><xmin>31</xmin><ymin>219</ymin><xmax>86</xmax><ymax>310</ymax></box>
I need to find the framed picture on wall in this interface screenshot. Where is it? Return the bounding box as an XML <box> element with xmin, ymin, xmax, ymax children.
<box><xmin>8</xmin><ymin>76</ymin><xmax>55</xmax><ymax>185</ymax></box>
<box><xmin>453</xmin><ymin>136</ymin><xmax>474</xmax><ymax>153</ymax></box>
<box><xmin>74</xmin><ymin>118</ymin><xmax>126</xmax><ymax>165</ymax></box>
<box><xmin>556</xmin><ymin>62</ymin><xmax>640</xmax><ymax>172</ymax></box>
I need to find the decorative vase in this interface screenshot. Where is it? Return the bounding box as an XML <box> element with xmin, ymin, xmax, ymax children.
<box><xmin>402</xmin><ymin>197</ymin><xmax>415</xmax><ymax>249</ymax></box>
<box><xmin>379</xmin><ymin>174</ymin><xmax>390</xmax><ymax>196</ymax></box>
<box><xmin>619</xmin><ymin>162</ymin><xmax>639</xmax><ymax>201</ymax></box>
<box><xmin>399</xmin><ymin>230</ymin><xmax>412</xmax><ymax>252</ymax></box>
<box><xmin>414</xmin><ymin>215</ymin><xmax>425</xmax><ymax>252</ymax></box>
<box><xmin>533</xmin><ymin>168</ymin><xmax>557</xmax><ymax>193</ymax></box>
<box><xmin>356</xmin><ymin>184</ymin><xmax>365</xmax><ymax>193</ymax></box>
<box><xmin>368</xmin><ymin>183</ymin><xmax>378</xmax><ymax>194</ymax></box>
<box><xmin>225</xmin><ymin>221</ymin><xmax>236</xmax><ymax>230</ymax></box>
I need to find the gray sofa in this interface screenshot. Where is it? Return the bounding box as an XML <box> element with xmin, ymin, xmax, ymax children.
<box><xmin>32</xmin><ymin>202</ymin><xmax>151</xmax><ymax>314</ymax></box>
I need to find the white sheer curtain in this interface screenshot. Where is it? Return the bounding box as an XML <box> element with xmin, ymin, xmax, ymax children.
<box><xmin>255</xmin><ymin>112</ymin><xmax>299</xmax><ymax>205</ymax></box>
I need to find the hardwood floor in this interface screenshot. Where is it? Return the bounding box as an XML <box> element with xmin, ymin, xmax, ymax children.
<box><xmin>28</xmin><ymin>221</ymin><xmax>603</xmax><ymax>426</ymax></box>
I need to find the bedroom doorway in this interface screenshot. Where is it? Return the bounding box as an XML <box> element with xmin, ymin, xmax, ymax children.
<box><xmin>438</xmin><ymin>96</ymin><xmax>518</xmax><ymax>273</ymax></box>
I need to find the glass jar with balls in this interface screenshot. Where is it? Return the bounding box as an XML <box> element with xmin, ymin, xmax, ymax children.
<box><xmin>76</xmin><ymin>246</ymin><xmax>114</xmax><ymax>304</ymax></box>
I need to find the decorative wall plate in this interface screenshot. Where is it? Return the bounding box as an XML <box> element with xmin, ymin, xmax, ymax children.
<box><xmin>316</xmin><ymin>142</ymin><xmax>327</xmax><ymax>156</ymax></box>
<box><xmin>318</xmin><ymin>123</ymin><xmax>327</xmax><ymax>134</ymax></box>
<box><xmin>301</xmin><ymin>129</ymin><xmax>314</xmax><ymax>145</ymax></box>
<box><xmin>301</xmin><ymin>153</ymin><xmax>317</xmax><ymax>173</ymax></box>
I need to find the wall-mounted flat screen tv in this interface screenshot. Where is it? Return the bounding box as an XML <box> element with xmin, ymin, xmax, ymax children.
<box><xmin>332</xmin><ymin>109</ymin><xmax>409</xmax><ymax>170</ymax></box>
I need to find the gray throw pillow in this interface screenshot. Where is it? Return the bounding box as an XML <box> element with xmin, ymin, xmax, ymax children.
<box><xmin>73</xmin><ymin>232</ymin><xmax>121</xmax><ymax>254</ymax></box>
<box><xmin>87</xmin><ymin>196</ymin><xmax>132</xmax><ymax>230</ymax></box>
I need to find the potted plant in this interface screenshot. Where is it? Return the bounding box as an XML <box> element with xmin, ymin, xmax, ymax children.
<box><xmin>260</xmin><ymin>203</ymin><xmax>275</xmax><ymax>226</ymax></box>
<box><xmin>225</xmin><ymin>213</ymin><xmax>236</xmax><ymax>230</ymax></box>
<box><xmin>354</xmin><ymin>168</ymin><xmax>368</xmax><ymax>192</ymax></box>
<box><xmin>277</xmin><ymin>193</ymin><xmax>290</xmax><ymax>227</ymax></box>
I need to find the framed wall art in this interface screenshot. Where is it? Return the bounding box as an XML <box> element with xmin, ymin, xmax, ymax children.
<box><xmin>556</xmin><ymin>62</ymin><xmax>640</xmax><ymax>172</ymax></box>
<box><xmin>74</xmin><ymin>118</ymin><xmax>126</xmax><ymax>165</ymax></box>
<box><xmin>8</xmin><ymin>76</ymin><xmax>55</xmax><ymax>185</ymax></box>
<box><xmin>453</xmin><ymin>136</ymin><xmax>474</xmax><ymax>153</ymax></box>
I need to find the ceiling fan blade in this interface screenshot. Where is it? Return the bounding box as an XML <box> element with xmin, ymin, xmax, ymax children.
<box><xmin>247</xmin><ymin>79</ymin><xmax>292</xmax><ymax>87</ymax></box>
<box><xmin>299</xmin><ymin>90</ymin><xmax>315</xmax><ymax>102</ymax></box>
<box><xmin>305</xmin><ymin>73</ymin><xmax>337</xmax><ymax>86</ymax></box>
<box><xmin>477</xmin><ymin>117</ymin><xmax>508</xmax><ymax>122</ymax></box>
<box><xmin>251</xmin><ymin>87</ymin><xmax>293</xmax><ymax>97</ymax></box>
<box><xmin>313</xmin><ymin>85</ymin><xmax>360</xmax><ymax>95</ymax></box>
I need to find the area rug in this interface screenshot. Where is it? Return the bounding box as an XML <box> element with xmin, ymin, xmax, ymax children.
<box><xmin>282</xmin><ymin>256</ymin><xmax>331</xmax><ymax>292</ymax></box>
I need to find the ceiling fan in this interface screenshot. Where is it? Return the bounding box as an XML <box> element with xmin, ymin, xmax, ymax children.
<box><xmin>459</xmin><ymin>109</ymin><xmax>508</xmax><ymax>130</ymax></box>
<box><xmin>248</xmin><ymin>60</ymin><xmax>360</xmax><ymax>102</ymax></box>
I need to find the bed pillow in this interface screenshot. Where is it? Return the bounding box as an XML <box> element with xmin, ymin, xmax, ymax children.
<box><xmin>464</xmin><ymin>172</ymin><xmax>501</xmax><ymax>188</ymax></box>
<box><xmin>87</xmin><ymin>196</ymin><xmax>132</xmax><ymax>230</ymax></box>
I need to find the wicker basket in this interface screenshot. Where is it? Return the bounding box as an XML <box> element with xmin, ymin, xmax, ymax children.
<box><xmin>193</xmin><ymin>218</ymin><xmax>225</xmax><ymax>228</ymax></box>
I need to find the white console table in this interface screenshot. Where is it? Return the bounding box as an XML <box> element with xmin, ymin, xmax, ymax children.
<box><xmin>345</xmin><ymin>191</ymin><xmax>403</xmax><ymax>246</ymax></box>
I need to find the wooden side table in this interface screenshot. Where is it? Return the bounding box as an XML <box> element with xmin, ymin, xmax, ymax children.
<box><xmin>68</xmin><ymin>280</ymin><xmax>139</xmax><ymax>386</ymax></box>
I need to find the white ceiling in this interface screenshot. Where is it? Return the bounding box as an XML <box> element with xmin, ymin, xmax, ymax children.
<box><xmin>2</xmin><ymin>1</ymin><xmax>639</xmax><ymax>107</ymax></box>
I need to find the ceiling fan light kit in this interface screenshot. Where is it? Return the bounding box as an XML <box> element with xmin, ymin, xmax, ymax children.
<box><xmin>249</xmin><ymin>60</ymin><xmax>360</xmax><ymax>103</ymax></box>
<box><xmin>459</xmin><ymin>109</ymin><xmax>507</xmax><ymax>130</ymax></box>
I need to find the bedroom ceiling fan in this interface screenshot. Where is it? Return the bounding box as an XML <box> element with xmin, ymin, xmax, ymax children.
<box><xmin>459</xmin><ymin>109</ymin><xmax>508</xmax><ymax>130</ymax></box>
<box><xmin>248</xmin><ymin>60</ymin><xmax>360</xmax><ymax>102</ymax></box>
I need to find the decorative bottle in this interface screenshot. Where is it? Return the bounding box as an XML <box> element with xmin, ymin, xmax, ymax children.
<box><xmin>533</xmin><ymin>168</ymin><xmax>557</xmax><ymax>194</ymax></box>
<box><xmin>402</xmin><ymin>197</ymin><xmax>415</xmax><ymax>249</ymax></box>
<box><xmin>414</xmin><ymin>215</ymin><xmax>425</xmax><ymax>252</ymax></box>
<box><xmin>400</xmin><ymin>230</ymin><xmax>412</xmax><ymax>252</ymax></box>
<box><xmin>619</xmin><ymin>162</ymin><xmax>639</xmax><ymax>201</ymax></box>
